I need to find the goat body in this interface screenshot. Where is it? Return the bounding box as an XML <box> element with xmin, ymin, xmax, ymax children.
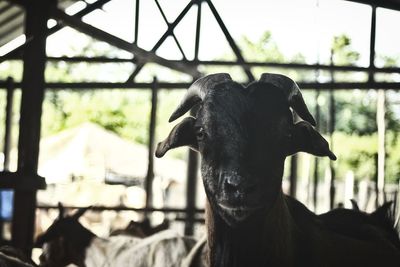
<box><xmin>84</xmin><ymin>230</ymin><xmax>196</xmax><ymax>267</ymax></box>
<box><xmin>36</xmin><ymin>205</ymin><xmax>199</xmax><ymax>267</ymax></box>
<box><xmin>204</xmin><ymin>192</ymin><xmax>400</xmax><ymax>267</ymax></box>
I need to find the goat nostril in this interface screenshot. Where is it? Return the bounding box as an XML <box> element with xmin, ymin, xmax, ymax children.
<box><xmin>225</xmin><ymin>176</ymin><xmax>241</xmax><ymax>189</ymax></box>
<box><xmin>225</xmin><ymin>181</ymin><xmax>239</xmax><ymax>192</ymax></box>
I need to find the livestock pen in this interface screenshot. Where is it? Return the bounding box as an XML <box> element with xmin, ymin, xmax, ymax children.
<box><xmin>0</xmin><ymin>0</ymin><xmax>400</xmax><ymax>264</ymax></box>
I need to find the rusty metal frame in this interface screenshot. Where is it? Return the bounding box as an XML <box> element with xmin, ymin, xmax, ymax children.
<box><xmin>1</xmin><ymin>0</ymin><xmax>400</xmax><ymax>252</ymax></box>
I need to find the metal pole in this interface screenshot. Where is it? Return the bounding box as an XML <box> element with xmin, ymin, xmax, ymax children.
<box><xmin>329</xmin><ymin>49</ymin><xmax>336</xmax><ymax>210</ymax></box>
<box><xmin>185</xmin><ymin>108</ymin><xmax>199</xmax><ymax>236</ymax></box>
<box><xmin>145</xmin><ymin>77</ymin><xmax>158</xmax><ymax>216</ymax></box>
<box><xmin>369</xmin><ymin>6</ymin><xmax>377</xmax><ymax>83</ymax></box>
<box><xmin>194</xmin><ymin>0</ymin><xmax>202</xmax><ymax>61</ymax></box>
<box><xmin>134</xmin><ymin>0</ymin><xmax>140</xmax><ymax>44</ymax></box>
<box><xmin>12</xmin><ymin>0</ymin><xmax>53</xmax><ymax>255</ymax></box>
<box><xmin>376</xmin><ymin>90</ymin><xmax>386</xmax><ymax>205</ymax></box>
<box><xmin>313</xmin><ymin>89</ymin><xmax>320</xmax><ymax>210</ymax></box>
<box><xmin>3</xmin><ymin>77</ymin><xmax>14</xmax><ymax>171</ymax></box>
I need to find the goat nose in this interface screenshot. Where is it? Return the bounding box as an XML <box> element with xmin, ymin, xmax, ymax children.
<box><xmin>226</xmin><ymin>175</ymin><xmax>241</xmax><ymax>187</ymax></box>
<box><xmin>223</xmin><ymin>175</ymin><xmax>243</xmax><ymax>192</ymax></box>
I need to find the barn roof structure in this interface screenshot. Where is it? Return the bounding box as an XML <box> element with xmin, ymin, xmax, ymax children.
<box><xmin>0</xmin><ymin>0</ymin><xmax>400</xmax><ymax>255</ymax></box>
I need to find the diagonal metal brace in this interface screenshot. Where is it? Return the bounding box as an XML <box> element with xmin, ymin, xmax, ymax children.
<box><xmin>51</xmin><ymin>8</ymin><xmax>201</xmax><ymax>77</ymax></box>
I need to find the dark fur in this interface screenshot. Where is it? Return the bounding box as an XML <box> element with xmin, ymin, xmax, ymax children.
<box><xmin>0</xmin><ymin>246</ymin><xmax>36</xmax><ymax>267</ymax></box>
<box><xmin>157</xmin><ymin>75</ymin><xmax>400</xmax><ymax>267</ymax></box>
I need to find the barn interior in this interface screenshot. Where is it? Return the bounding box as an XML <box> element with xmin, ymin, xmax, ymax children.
<box><xmin>0</xmin><ymin>0</ymin><xmax>400</xmax><ymax>263</ymax></box>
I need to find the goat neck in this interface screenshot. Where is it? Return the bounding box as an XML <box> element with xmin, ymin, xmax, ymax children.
<box><xmin>206</xmin><ymin>191</ymin><xmax>299</xmax><ymax>267</ymax></box>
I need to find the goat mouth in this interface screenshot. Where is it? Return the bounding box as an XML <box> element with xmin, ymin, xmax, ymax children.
<box><xmin>217</xmin><ymin>203</ymin><xmax>262</xmax><ymax>221</ymax></box>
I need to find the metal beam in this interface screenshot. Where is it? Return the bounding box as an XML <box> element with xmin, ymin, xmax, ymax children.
<box><xmin>46</xmin><ymin>56</ymin><xmax>132</xmax><ymax>63</ymax></box>
<box><xmin>5</xmin><ymin>56</ymin><xmax>400</xmax><ymax>75</ymax></box>
<box><xmin>3</xmin><ymin>77</ymin><xmax>14</xmax><ymax>171</ymax></box>
<box><xmin>194</xmin><ymin>1</ymin><xmax>202</xmax><ymax>60</ymax></box>
<box><xmin>185</xmin><ymin>107</ymin><xmax>199</xmax><ymax>236</ymax></box>
<box><xmin>134</xmin><ymin>0</ymin><xmax>139</xmax><ymax>44</ymax></box>
<box><xmin>345</xmin><ymin>0</ymin><xmax>400</xmax><ymax>12</ymax></box>
<box><xmin>126</xmin><ymin>0</ymin><xmax>197</xmax><ymax>82</ymax></box>
<box><xmin>154</xmin><ymin>0</ymin><xmax>187</xmax><ymax>60</ymax></box>
<box><xmin>313</xmin><ymin>89</ymin><xmax>321</xmax><ymax>211</ymax></box>
<box><xmin>1</xmin><ymin>0</ymin><xmax>113</xmax><ymax>63</ymax></box>
<box><xmin>12</xmin><ymin>0</ymin><xmax>51</xmax><ymax>255</ymax></box>
<box><xmin>205</xmin><ymin>0</ymin><xmax>254</xmax><ymax>81</ymax></box>
<box><xmin>37</xmin><ymin>204</ymin><xmax>205</xmax><ymax>214</ymax></box>
<box><xmin>1</xmin><ymin>81</ymin><xmax>400</xmax><ymax>90</ymax></box>
<box><xmin>369</xmin><ymin>5</ymin><xmax>377</xmax><ymax>82</ymax></box>
<box><xmin>50</xmin><ymin>8</ymin><xmax>200</xmax><ymax>77</ymax></box>
<box><xmin>376</xmin><ymin>89</ymin><xmax>386</xmax><ymax>205</ymax></box>
<box><xmin>329</xmin><ymin>51</ymin><xmax>336</xmax><ymax>210</ymax></box>
<box><xmin>144</xmin><ymin>78</ymin><xmax>158</xmax><ymax>216</ymax></box>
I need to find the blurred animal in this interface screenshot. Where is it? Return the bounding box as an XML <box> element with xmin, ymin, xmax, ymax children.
<box><xmin>156</xmin><ymin>73</ymin><xmax>400</xmax><ymax>267</ymax></box>
<box><xmin>35</xmin><ymin>203</ymin><xmax>196</xmax><ymax>267</ymax></box>
<box><xmin>0</xmin><ymin>246</ymin><xmax>36</xmax><ymax>267</ymax></box>
<box><xmin>110</xmin><ymin>218</ymin><xmax>170</xmax><ymax>238</ymax></box>
<box><xmin>319</xmin><ymin>201</ymin><xmax>400</xmax><ymax>250</ymax></box>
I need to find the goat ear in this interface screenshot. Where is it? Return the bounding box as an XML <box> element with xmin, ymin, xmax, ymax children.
<box><xmin>287</xmin><ymin>121</ymin><xmax>336</xmax><ymax>160</ymax></box>
<box><xmin>350</xmin><ymin>199</ymin><xmax>360</xmax><ymax>211</ymax></box>
<box><xmin>72</xmin><ymin>206</ymin><xmax>91</xmax><ymax>220</ymax></box>
<box><xmin>57</xmin><ymin>202</ymin><xmax>65</xmax><ymax>219</ymax></box>
<box><xmin>155</xmin><ymin>117</ymin><xmax>198</xmax><ymax>158</ymax></box>
<box><xmin>371</xmin><ymin>202</ymin><xmax>393</xmax><ymax>220</ymax></box>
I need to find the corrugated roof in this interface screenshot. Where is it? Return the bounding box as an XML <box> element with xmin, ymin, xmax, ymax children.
<box><xmin>0</xmin><ymin>1</ymin><xmax>24</xmax><ymax>48</ymax></box>
<box><xmin>0</xmin><ymin>0</ymin><xmax>81</xmax><ymax>50</ymax></box>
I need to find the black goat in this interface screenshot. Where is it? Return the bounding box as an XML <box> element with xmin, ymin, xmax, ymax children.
<box><xmin>35</xmin><ymin>203</ymin><xmax>196</xmax><ymax>267</ymax></box>
<box><xmin>35</xmin><ymin>204</ymin><xmax>95</xmax><ymax>267</ymax></box>
<box><xmin>156</xmin><ymin>73</ymin><xmax>400</xmax><ymax>267</ymax></box>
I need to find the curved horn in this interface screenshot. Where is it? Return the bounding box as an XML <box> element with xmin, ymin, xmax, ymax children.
<box><xmin>259</xmin><ymin>73</ymin><xmax>316</xmax><ymax>126</ymax></box>
<box><xmin>57</xmin><ymin>202</ymin><xmax>65</xmax><ymax>219</ymax></box>
<box><xmin>169</xmin><ymin>73</ymin><xmax>232</xmax><ymax>122</ymax></box>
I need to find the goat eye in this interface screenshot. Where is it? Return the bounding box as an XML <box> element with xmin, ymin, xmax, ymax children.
<box><xmin>195</xmin><ymin>127</ymin><xmax>205</xmax><ymax>140</ymax></box>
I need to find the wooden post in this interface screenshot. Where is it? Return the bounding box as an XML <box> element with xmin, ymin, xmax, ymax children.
<box><xmin>12</xmin><ymin>0</ymin><xmax>53</xmax><ymax>255</ymax></box>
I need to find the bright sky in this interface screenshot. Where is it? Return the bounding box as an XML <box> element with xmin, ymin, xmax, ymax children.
<box><xmin>1</xmin><ymin>0</ymin><xmax>400</xmax><ymax>68</ymax></box>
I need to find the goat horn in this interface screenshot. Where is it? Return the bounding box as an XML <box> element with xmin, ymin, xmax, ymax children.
<box><xmin>169</xmin><ymin>73</ymin><xmax>232</xmax><ymax>122</ymax></box>
<box><xmin>259</xmin><ymin>73</ymin><xmax>316</xmax><ymax>126</ymax></box>
<box><xmin>57</xmin><ymin>202</ymin><xmax>65</xmax><ymax>219</ymax></box>
<box><xmin>72</xmin><ymin>206</ymin><xmax>92</xmax><ymax>220</ymax></box>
